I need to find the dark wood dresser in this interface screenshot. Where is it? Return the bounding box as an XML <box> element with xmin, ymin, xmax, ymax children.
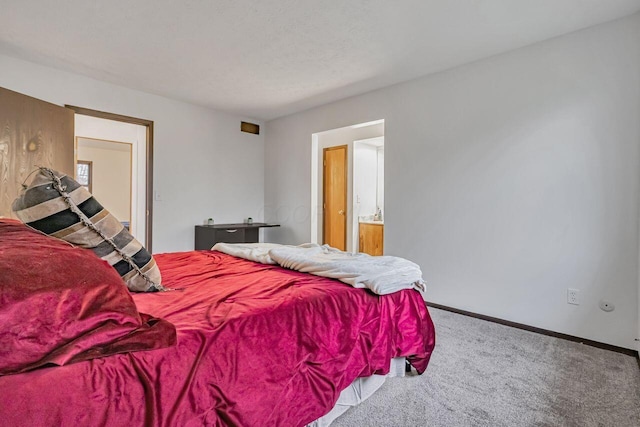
<box><xmin>194</xmin><ymin>223</ymin><xmax>280</xmax><ymax>250</ymax></box>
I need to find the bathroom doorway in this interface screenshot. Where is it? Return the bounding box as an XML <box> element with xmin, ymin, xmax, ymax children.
<box><xmin>353</xmin><ymin>136</ymin><xmax>384</xmax><ymax>255</ymax></box>
<box><xmin>311</xmin><ymin>119</ymin><xmax>384</xmax><ymax>253</ymax></box>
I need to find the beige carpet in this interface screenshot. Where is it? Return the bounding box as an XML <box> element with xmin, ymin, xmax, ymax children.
<box><xmin>332</xmin><ymin>307</ymin><xmax>640</xmax><ymax>427</ymax></box>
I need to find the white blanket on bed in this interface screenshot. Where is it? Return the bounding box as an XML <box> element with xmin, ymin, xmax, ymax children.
<box><xmin>212</xmin><ymin>242</ymin><xmax>425</xmax><ymax>295</ymax></box>
<box><xmin>211</xmin><ymin>242</ymin><xmax>279</xmax><ymax>264</ymax></box>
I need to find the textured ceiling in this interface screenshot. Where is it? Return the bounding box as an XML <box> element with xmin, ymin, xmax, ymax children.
<box><xmin>1</xmin><ymin>0</ymin><xmax>639</xmax><ymax>120</ymax></box>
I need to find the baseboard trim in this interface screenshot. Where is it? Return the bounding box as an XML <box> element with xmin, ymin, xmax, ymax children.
<box><xmin>426</xmin><ymin>302</ymin><xmax>639</xmax><ymax>360</ymax></box>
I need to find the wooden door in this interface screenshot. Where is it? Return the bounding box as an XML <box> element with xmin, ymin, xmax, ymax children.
<box><xmin>0</xmin><ymin>87</ymin><xmax>74</xmax><ymax>217</ymax></box>
<box><xmin>323</xmin><ymin>145</ymin><xmax>347</xmax><ymax>250</ymax></box>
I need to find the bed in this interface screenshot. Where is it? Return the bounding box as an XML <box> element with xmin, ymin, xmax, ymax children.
<box><xmin>0</xmin><ymin>218</ymin><xmax>435</xmax><ymax>426</ymax></box>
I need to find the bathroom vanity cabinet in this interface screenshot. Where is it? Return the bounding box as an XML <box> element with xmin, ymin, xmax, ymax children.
<box><xmin>359</xmin><ymin>222</ymin><xmax>384</xmax><ymax>256</ymax></box>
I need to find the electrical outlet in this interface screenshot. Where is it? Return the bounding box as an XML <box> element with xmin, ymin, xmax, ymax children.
<box><xmin>567</xmin><ymin>288</ymin><xmax>579</xmax><ymax>305</ymax></box>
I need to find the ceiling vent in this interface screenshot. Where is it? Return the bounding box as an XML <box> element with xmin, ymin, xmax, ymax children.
<box><xmin>241</xmin><ymin>121</ymin><xmax>260</xmax><ymax>135</ymax></box>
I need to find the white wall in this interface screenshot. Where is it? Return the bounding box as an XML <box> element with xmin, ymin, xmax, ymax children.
<box><xmin>0</xmin><ymin>53</ymin><xmax>264</xmax><ymax>253</ymax></box>
<box><xmin>354</xmin><ymin>143</ymin><xmax>378</xmax><ymax>218</ymax></box>
<box><xmin>265</xmin><ymin>14</ymin><xmax>640</xmax><ymax>349</ymax></box>
<box><xmin>77</xmin><ymin>141</ymin><xmax>132</xmax><ymax>222</ymax></box>
<box><xmin>376</xmin><ymin>147</ymin><xmax>384</xmax><ymax>213</ymax></box>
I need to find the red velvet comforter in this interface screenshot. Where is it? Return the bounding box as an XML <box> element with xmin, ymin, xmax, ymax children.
<box><xmin>0</xmin><ymin>250</ymin><xmax>435</xmax><ymax>426</ymax></box>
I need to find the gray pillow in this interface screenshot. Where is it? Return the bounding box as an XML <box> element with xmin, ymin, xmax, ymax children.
<box><xmin>12</xmin><ymin>167</ymin><xmax>163</xmax><ymax>292</ymax></box>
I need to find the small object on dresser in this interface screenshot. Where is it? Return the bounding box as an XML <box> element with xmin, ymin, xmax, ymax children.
<box><xmin>246</xmin><ymin>217</ymin><xmax>253</xmax><ymax>225</ymax></box>
<box><xmin>207</xmin><ymin>218</ymin><xmax>214</xmax><ymax>225</ymax></box>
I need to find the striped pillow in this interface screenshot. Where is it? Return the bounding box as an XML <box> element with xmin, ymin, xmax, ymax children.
<box><xmin>12</xmin><ymin>167</ymin><xmax>163</xmax><ymax>292</ymax></box>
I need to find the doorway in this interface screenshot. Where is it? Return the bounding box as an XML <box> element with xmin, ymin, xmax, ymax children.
<box><xmin>310</xmin><ymin>119</ymin><xmax>384</xmax><ymax>252</ymax></box>
<box><xmin>76</xmin><ymin>137</ymin><xmax>132</xmax><ymax>230</ymax></box>
<box><xmin>67</xmin><ymin>106</ymin><xmax>154</xmax><ymax>251</ymax></box>
<box><xmin>353</xmin><ymin>136</ymin><xmax>384</xmax><ymax>255</ymax></box>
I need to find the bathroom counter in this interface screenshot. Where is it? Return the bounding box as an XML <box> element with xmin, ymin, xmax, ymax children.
<box><xmin>359</xmin><ymin>220</ymin><xmax>384</xmax><ymax>225</ymax></box>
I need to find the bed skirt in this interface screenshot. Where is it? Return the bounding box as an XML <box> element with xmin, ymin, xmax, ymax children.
<box><xmin>308</xmin><ymin>357</ymin><xmax>407</xmax><ymax>427</ymax></box>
